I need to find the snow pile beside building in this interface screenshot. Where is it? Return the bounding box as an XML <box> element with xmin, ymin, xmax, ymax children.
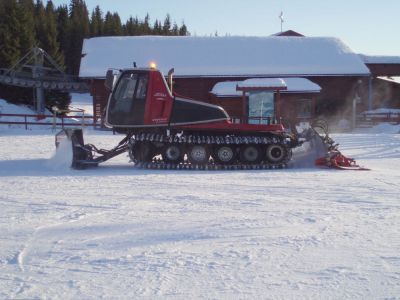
<box><xmin>69</xmin><ymin>93</ymin><xmax>93</xmax><ymax>116</ymax></box>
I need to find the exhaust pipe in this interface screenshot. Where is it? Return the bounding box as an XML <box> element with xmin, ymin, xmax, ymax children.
<box><xmin>167</xmin><ymin>68</ymin><xmax>174</xmax><ymax>94</ymax></box>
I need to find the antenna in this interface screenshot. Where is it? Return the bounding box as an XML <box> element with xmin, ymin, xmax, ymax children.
<box><xmin>279</xmin><ymin>11</ymin><xmax>284</xmax><ymax>32</ymax></box>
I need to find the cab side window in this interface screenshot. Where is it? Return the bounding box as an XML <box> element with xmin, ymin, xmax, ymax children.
<box><xmin>136</xmin><ymin>76</ymin><xmax>148</xmax><ymax>100</ymax></box>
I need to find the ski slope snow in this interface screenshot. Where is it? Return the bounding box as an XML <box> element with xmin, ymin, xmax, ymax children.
<box><xmin>0</xmin><ymin>128</ymin><xmax>399</xmax><ymax>299</ymax></box>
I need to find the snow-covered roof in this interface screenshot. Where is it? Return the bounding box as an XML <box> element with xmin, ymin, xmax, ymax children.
<box><xmin>283</xmin><ymin>78</ymin><xmax>322</xmax><ymax>92</ymax></box>
<box><xmin>211</xmin><ymin>78</ymin><xmax>321</xmax><ymax>97</ymax></box>
<box><xmin>79</xmin><ymin>36</ymin><xmax>370</xmax><ymax>78</ymax></box>
<box><xmin>377</xmin><ymin>76</ymin><xmax>400</xmax><ymax>84</ymax></box>
<box><xmin>237</xmin><ymin>78</ymin><xmax>286</xmax><ymax>89</ymax></box>
<box><xmin>359</xmin><ymin>54</ymin><xmax>400</xmax><ymax>64</ymax></box>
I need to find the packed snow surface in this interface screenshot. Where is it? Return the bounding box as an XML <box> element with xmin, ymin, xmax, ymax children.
<box><xmin>80</xmin><ymin>36</ymin><xmax>370</xmax><ymax>78</ymax></box>
<box><xmin>0</xmin><ymin>128</ymin><xmax>400</xmax><ymax>299</ymax></box>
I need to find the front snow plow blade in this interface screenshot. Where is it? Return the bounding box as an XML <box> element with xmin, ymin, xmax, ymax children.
<box><xmin>55</xmin><ymin>129</ymin><xmax>131</xmax><ymax>169</ymax></box>
<box><xmin>55</xmin><ymin>129</ymin><xmax>94</xmax><ymax>169</ymax></box>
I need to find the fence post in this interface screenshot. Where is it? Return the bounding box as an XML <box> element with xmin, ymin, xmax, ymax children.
<box><xmin>25</xmin><ymin>115</ymin><xmax>28</xmax><ymax>130</ymax></box>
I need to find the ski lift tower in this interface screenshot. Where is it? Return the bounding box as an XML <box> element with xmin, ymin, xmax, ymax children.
<box><xmin>0</xmin><ymin>47</ymin><xmax>88</xmax><ymax>114</ymax></box>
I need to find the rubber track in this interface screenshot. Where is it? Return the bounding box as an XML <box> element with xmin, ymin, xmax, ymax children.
<box><xmin>129</xmin><ymin>132</ymin><xmax>292</xmax><ymax>170</ymax></box>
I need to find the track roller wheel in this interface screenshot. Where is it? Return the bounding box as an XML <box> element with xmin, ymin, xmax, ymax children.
<box><xmin>265</xmin><ymin>144</ymin><xmax>287</xmax><ymax>163</ymax></box>
<box><xmin>132</xmin><ymin>142</ymin><xmax>154</xmax><ymax>162</ymax></box>
<box><xmin>187</xmin><ymin>145</ymin><xmax>210</xmax><ymax>165</ymax></box>
<box><xmin>212</xmin><ymin>145</ymin><xmax>236</xmax><ymax>164</ymax></box>
<box><xmin>162</xmin><ymin>144</ymin><xmax>184</xmax><ymax>163</ymax></box>
<box><xmin>240</xmin><ymin>145</ymin><xmax>262</xmax><ymax>164</ymax></box>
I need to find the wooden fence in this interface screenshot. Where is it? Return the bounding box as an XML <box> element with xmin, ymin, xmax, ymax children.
<box><xmin>357</xmin><ymin>112</ymin><xmax>400</xmax><ymax>126</ymax></box>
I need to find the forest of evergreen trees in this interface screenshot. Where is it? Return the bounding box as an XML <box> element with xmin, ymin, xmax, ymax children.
<box><xmin>0</xmin><ymin>0</ymin><xmax>189</xmax><ymax>109</ymax></box>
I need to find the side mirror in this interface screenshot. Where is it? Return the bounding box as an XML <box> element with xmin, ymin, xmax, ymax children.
<box><xmin>104</xmin><ymin>69</ymin><xmax>115</xmax><ymax>91</ymax></box>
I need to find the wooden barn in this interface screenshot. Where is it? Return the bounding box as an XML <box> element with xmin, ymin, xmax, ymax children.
<box><xmin>78</xmin><ymin>33</ymin><xmax>400</xmax><ymax>126</ymax></box>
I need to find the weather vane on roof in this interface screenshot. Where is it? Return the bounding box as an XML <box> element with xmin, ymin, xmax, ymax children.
<box><xmin>279</xmin><ymin>11</ymin><xmax>284</xmax><ymax>32</ymax></box>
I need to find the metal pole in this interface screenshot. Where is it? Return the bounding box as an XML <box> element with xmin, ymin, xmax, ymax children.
<box><xmin>242</xmin><ymin>90</ymin><xmax>247</xmax><ymax>124</ymax></box>
<box><xmin>352</xmin><ymin>96</ymin><xmax>356</xmax><ymax>130</ymax></box>
<box><xmin>368</xmin><ymin>76</ymin><xmax>373</xmax><ymax>110</ymax></box>
<box><xmin>33</xmin><ymin>48</ymin><xmax>45</xmax><ymax>114</ymax></box>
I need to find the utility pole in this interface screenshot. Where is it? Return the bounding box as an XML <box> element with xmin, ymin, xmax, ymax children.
<box><xmin>279</xmin><ymin>11</ymin><xmax>284</xmax><ymax>32</ymax></box>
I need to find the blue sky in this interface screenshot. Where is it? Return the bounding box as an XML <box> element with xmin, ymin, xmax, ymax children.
<box><xmin>51</xmin><ymin>0</ymin><xmax>400</xmax><ymax>56</ymax></box>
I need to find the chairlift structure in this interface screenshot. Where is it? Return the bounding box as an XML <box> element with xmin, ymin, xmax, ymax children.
<box><xmin>0</xmin><ymin>47</ymin><xmax>88</xmax><ymax>113</ymax></box>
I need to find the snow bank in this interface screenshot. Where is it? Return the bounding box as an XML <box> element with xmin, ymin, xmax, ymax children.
<box><xmin>0</xmin><ymin>99</ymin><xmax>47</xmax><ymax>115</ymax></box>
<box><xmin>0</xmin><ymin>99</ymin><xmax>53</xmax><ymax>130</ymax></box>
<box><xmin>0</xmin><ymin>98</ymin><xmax>87</xmax><ymax>131</ymax></box>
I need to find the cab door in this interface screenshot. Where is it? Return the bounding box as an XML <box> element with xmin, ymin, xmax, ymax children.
<box><xmin>106</xmin><ymin>71</ymin><xmax>148</xmax><ymax>126</ymax></box>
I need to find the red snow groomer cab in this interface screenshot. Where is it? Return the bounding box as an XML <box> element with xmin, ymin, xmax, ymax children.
<box><xmin>56</xmin><ymin>65</ymin><xmax>367</xmax><ymax>170</ymax></box>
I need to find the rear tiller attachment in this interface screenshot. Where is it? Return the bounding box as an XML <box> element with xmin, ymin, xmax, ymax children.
<box><xmin>315</xmin><ymin>151</ymin><xmax>370</xmax><ymax>170</ymax></box>
<box><xmin>306</xmin><ymin>120</ymin><xmax>369</xmax><ymax>171</ymax></box>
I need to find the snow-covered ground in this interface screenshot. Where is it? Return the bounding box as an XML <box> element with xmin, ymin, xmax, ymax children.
<box><xmin>0</xmin><ymin>126</ymin><xmax>399</xmax><ymax>299</ymax></box>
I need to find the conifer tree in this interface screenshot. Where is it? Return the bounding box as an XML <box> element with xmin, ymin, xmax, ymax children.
<box><xmin>112</xmin><ymin>12</ymin><xmax>123</xmax><ymax>35</ymax></box>
<box><xmin>66</xmin><ymin>0</ymin><xmax>89</xmax><ymax>75</ymax></box>
<box><xmin>171</xmin><ymin>22</ymin><xmax>179</xmax><ymax>36</ymax></box>
<box><xmin>90</xmin><ymin>5</ymin><xmax>103</xmax><ymax>37</ymax></box>
<box><xmin>0</xmin><ymin>0</ymin><xmax>22</xmax><ymax>67</ymax></box>
<box><xmin>103</xmin><ymin>11</ymin><xmax>113</xmax><ymax>35</ymax></box>
<box><xmin>124</xmin><ymin>16</ymin><xmax>139</xmax><ymax>35</ymax></box>
<box><xmin>179</xmin><ymin>23</ymin><xmax>189</xmax><ymax>36</ymax></box>
<box><xmin>44</xmin><ymin>1</ymin><xmax>64</xmax><ymax>65</ymax></box>
<box><xmin>0</xmin><ymin>0</ymin><xmax>23</xmax><ymax>104</ymax></box>
<box><xmin>162</xmin><ymin>14</ymin><xmax>171</xmax><ymax>35</ymax></box>
<box><xmin>141</xmin><ymin>13</ymin><xmax>151</xmax><ymax>35</ymax></box>
<box><xmin>56</xmin><ymin>4</ymin><xmax>69</xmax><ymax>61</ymax></box>
<box><xmin>16</xmin><ymin>0</ymin><xmax>35</xmax><ymax>54</ymax></box>
<box><xmin>153</xmin><ymin>20</ymin><xmax>162</xmax><ymax>35</ymax></box>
